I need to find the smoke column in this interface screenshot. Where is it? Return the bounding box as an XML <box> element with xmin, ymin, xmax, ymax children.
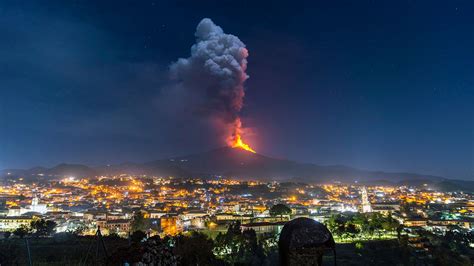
<box><xmin>170</xmin><ymin>18</ymin><xmax>254</xmax><ymax>152</ymax></box>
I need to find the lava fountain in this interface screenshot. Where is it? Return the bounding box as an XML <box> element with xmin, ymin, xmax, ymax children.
<box><xmin>227</xmin><ymin>118</ymin><xmax>256</xmax><ymax>153</ymax></box>
<box><xmin>231</xmin><ymin>134</ymin><xmax>256</xmax><ymax>153</ymax></box>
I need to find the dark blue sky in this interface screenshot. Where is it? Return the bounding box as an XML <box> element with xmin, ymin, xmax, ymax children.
<box><xmin>0</xmin><ymin>0</ymin><xmax>473</xmax><ymax>179</ymax></box>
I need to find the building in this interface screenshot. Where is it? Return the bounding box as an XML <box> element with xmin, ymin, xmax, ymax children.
<box><xmin>428</xmin><ymin>219</ymin><xmax>473</xmax><ymax>229</ymax></box>
<box><xmin>371</xmin><ymin>206</ymin><xmax>397</xmax><ymax>215</ymax></box>
<box><xmin>106</xmin><ymin>219</ymin><xmax>130</xmax><ymax>234</ymax></box>
<box><xmin>161</xmin><ymin>215</ymin><xmax>181</xmax><ymax>235</ymax></box>
<box><xmin>403</xmin><ymin>218</ymin><xmax>428</xmax><ymax>227</ymax></box>
<box><xmin>6</xmin><ymin>196</ymin><xmax>48</xmax><ymax>217</ymax></box>
<box><xmin>0</xmin><ymin>216</ymin><xmax>34</xmax><ymax>231</ymax></box>
<box><xmin>181</xmin><ymin>210</ymin><xmax>207</xmax><ymax>220</ymax></box>
<box><xmin>215</xmin><ymin>213</ymin><xmax>253</xmax><ymax>222</ymax></box>
<box><xmin>372</xmin><ymin>202</ymin><xmax>400</xmax><ymax>215</ymax></box>
<box><xmin>83</xmin><ymin>210</ymin><xmax>107</xmax><ymax>221</ymax></box>
<box><xmin>96</xmin><ymin>219</ymin><xmax>131</xmax><ymax>235</ymax></box>
<box><xmin>147</xmin><ymin>210</ymin><xmax>167</xmax><ymax>219</ymax></box>
<box><xmin>360</xmin><ymin>186</ymin><xmax>372</xmax><ymax>213</ymax></box>
<box><xmin>29</xmin><ymin>195</ymin><xmax>48</xmax><ymax>214</ymax></box>
<box><xmin>241</xmin><ymin>221</ymin><xmax>286</xmax><ymax>234</ymax></box>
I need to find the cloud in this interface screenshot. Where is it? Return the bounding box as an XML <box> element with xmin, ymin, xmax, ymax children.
<box><xmin>168</xmin><ymin>18</ymin><xmax>249</xmax><ymax>140</ymax></box>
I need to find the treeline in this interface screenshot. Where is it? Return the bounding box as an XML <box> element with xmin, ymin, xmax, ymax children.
<box><xmin>326</xmin><ymin>212</ymin><xmax>401</xmax><ymax>241</ymax></box>
<box><xmin>407</xmin><ymin>227</ymin><xmax>474</xmax><ymax>265</ymax></box>
<box><xmin>110</xmin><ymin>221</ymin><xmax>279</xmax><ymax>265</ymax></box>
<box><xmin>7</xmin><ymin>219</ymin><xmax>57</xmax><ymax>239</ymax></box>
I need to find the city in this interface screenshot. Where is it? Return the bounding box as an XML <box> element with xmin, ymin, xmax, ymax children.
<box><xmin>0</xmin><ymin>168</ymin><xmax>473</xmax><ymax>264</ymax></box>
<box><xmin>1</xmin><ymin>1</ymin><xmax>473</xmax><ymax>265</ymax></box>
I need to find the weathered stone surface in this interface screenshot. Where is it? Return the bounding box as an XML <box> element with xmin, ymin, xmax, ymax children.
<box><xmin>279</xmin><ymin>218</ymin><xmax>335</xmax><ymax>266</ymax></box>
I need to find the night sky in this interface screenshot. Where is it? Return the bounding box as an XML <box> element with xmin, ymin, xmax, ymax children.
<box><xmin>1</xmin><ymin>1</ymin><xmax>473</xmax><ymax>179</ymax></box>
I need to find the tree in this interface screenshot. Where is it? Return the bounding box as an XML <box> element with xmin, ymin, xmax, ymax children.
<box><xmin>259</xmin><ymin>232</ymin><xmax>278</xmax><ymax>253</ymax></box>
<box><xmin>269</xmin><ymin>204</ymin><xmax>291</xmax><ymax>220</ymax></box>
<box><xmin>31</xmin><ymin>219</ymin><xmax>57</xmax><ymax>237</ymax></box>
<box><xmin>368</xmin><ymin>213</ymin><xmax>383</xmax><ymax>238</ymax></box>
<box><xmin>396</xmin><ymin>224</ymin><xmax>404</xmax><ymax>241</ymax></box>
<box><xmin>227</xmin><ymin>220</ymin><xmax>242</xmax><ymax>236</ymax></box>
<box><xmin>353</xmin><ymin>213</ymin><xmax>370</xmax><ymax>237</ymax></box>
<box><xmin>344</xmin><ymin>222</ymin><xmax>360</xmax><ymax>240</ymax></box>
<box><xmin>326</xmin><ymin>214</ymin><xmax>346</xmax><ymax>239</ymax></box>
<box><xmin>130</xmin><ymin>230</ymin><xmax>147</xmax><ymax>244</ymax></box>
<box><xmin>214</xmin><ymin>222</ymin><xmax>267</xmax><ymax>265</ymax></box>
<box><xmin>381</xmin><ymin>214</ymin><xmax>399</xmax><ymax>232</ymax></box>
<box><xmin>131</xmin><ymin>211</ymin><xmax>148</xmax><ymax>232</ymax></box>
<box><xmin>214</xmin><ymin>222</ymin><xmax>242</xmax><ymax>264</ymax></box>
<box><xmin>109</xmin><ymin>235</ymin><xmax>177</xmax><ymax>265</ymax></box>
<box><xmin>141</xmin><ymin>236</ymin><xmax>177</xmax><ymax>265</ymax></box>
<box><xmin>174</xmin><ymin>232</ymin><xmax>216</xmax><ymax>265</ymax></box>
<box><xmin>107</xmin><ymin>232</ymin><xmax>121</xmax><ymax>239</ymax></box>
<box><xmin>13</xmin><ymin>224</ymin><xmax>31</xmax><ymax>238</ymax></box>
<box><xmin>259</xmin><ymin>232</ymin><xmax>279</xmax><ymax>264</ymax></box>
<box><xmin>72</xmin><ymin>224</ymin><xmax>86</xmax><ymax>236</ymax></box>
<box><xmin>108</xmin><ymin>243</ymin><xmax>144</xmax><ymax>265</ymax></box>
<box><xmin>240</xmin><ymin>229</ymin><xmax>265</xmax><ymax>265</ymax></box>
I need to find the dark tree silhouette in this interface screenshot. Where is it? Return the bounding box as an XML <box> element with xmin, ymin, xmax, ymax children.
<box><xmin>130</xmin><ymin>230</ymin><xmax>147</xmax><ymax>243</ymax></box>
<box><xmin>13</xmin><ymin>224</ymin><xmax>31</xmax><ymax>238</ymax></box>
<box><xmin>214</xmin><ymin>222</ymin><xmax>267</xmax><ymax>265</ymax></box>
<box><xmin>131</xmin><ymin>211</ymin><xmax>148</xmax><ymax>232</ymax></box>
<box><xmin>269</xmin><ymin>204</ymin><xmax>292</xmax><ymax>220</ymax></box>
<box><xmin>174</xmin><ymin>232</ymin><xmax>216</xmax><ymax>265</ymax></box>
<box><xmin>31</xmin><ymin>219</ymin><xmax>57</xmax><ymax>237</ymax></box>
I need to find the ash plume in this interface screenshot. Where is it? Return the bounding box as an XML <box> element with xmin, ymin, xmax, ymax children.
<box><xmin>169</xmin><ymin>18</ymin><xmax>250</xmax><ymax>145</ymax></box>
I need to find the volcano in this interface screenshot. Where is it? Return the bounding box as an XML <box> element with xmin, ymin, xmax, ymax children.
<box><xmin>3</xmin><ymin>147</ymin><xmax>447</xmax><ymax>183</ymax></box>
<box><xmin>100</xmin><ymin>147</ymin><xmax>445</xmax><ymax>183</ymax></box>
<box><xmin>146</xmin><ymin>147</ymin><xmax>285</xmax><ymax>177</ymax></box>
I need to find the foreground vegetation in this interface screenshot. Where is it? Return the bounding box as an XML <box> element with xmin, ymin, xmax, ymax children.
<box><xmin>1</xmin><ymin>223</ymin><xmax>473</xmax><ymax>265</ymax></box>
<box><xmin>1</xmin><ymin>211</ymin><xmax>473</xmax><ymax>265</ymax></box>
<box><xmin>326</xmin><ymin>212</ymin><xmax>401</xmax><ymax>242</ymax></box>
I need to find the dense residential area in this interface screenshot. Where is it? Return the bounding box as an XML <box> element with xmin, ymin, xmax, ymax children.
<box><xmin>0</xmin><ymin>174</ymin><xmax>473</xmax><ymax>264</ymax></box>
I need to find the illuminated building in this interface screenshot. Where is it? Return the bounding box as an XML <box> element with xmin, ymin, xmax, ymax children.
<box><xmin>96</xmin><ymin>219</ymin><xmax>131</xmax><ymax>235</ymax></box>
<box><xmin>6</xmin><ymin>195</ymin><xmax>48</xmax><ymax>216</ymax></box>
<box><xmin>360</xmin><ymin>186</ymin><xmax>372</xmax><ymax>213</ymax></box>
<box><xmin>240</xmin><ymin>221</ymin><xmax>286</xmax><ymax>234</ymax></box>
<box><xmin>105</xmin><ymin>219</ymin><xmax>130</xmax><ymax>234</ymax></box>
<box><xmin>0</xmin><ymin>216</ymin><xmax>34</xmax><ymax>231</ymax></box>
<box><xmin>161</xmin><ymin>215</ymin><xmax>180</xmax><ymax>235</ymax></box>
<box><xmin>403</xmin><ymin>218</ymin><xmax>428</xmax><ymax>227</ymax></box>
<box><xmin>215</xmin><ymin>213</ymin><xmax>253</xmax><ymax>222</ymax></box>
<box><xmin>29</xmin><ymin>195</ymin><xmax>48</xmax><ymax>214</ymax></box>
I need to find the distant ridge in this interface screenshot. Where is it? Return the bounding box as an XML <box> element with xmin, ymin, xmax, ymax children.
<box><xmin>1</xmin><ymin>147</ymin><xmax>448</xmax><ymax>184</ymax></box>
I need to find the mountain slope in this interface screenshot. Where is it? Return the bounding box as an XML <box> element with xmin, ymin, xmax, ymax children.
<box><xmin>2</xmin><ymin>147</ymin><xmax>446</xmax><ymax>183</ymax></box>
<box><xmin>138</xmin><ymin>147</ymin><xmax>444</xmax><ymax>182</ymax></box>
<box><xmin>1</xmin><ymin>164</ymin><xmax>96</xmax><ymax>179</ymax></box>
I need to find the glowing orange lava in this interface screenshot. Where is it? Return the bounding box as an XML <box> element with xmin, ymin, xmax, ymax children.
<box><xmin>226</xmin><ymin>117</ymin><xmax>256</xmax><ymax>153</ymax></box>
<box><xmin>231</xmin><ymin>134</ymin><xmax>256</xmax><ymax>153</ymax></box>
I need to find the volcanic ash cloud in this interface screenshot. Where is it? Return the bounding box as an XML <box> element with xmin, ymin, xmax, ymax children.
<box><xmin>170</xmin><ymin>18</ymin><xmax>254</xmax><ymax>151</ymax></box>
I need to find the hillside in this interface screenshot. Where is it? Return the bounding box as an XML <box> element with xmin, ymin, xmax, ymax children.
<box><xmin>2</xmin><ymin>147</ymin><xmax>447</xmax><ymax>184</ymax></box>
